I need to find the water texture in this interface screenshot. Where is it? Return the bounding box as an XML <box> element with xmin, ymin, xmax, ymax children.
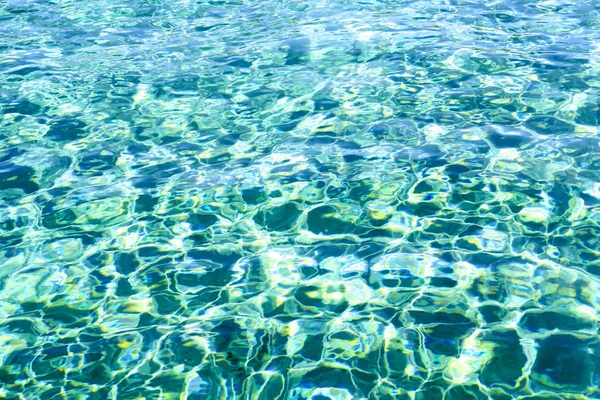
<box><xmin>1</xmin><ymin>0</ymin><xmax>600</xmax><ymax>399</ymax></box>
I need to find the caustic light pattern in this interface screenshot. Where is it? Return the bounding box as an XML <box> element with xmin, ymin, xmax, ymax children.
<box><xmin>1</xmin><ymin>0</ymin><xmax>600</xmax><ymax>399</ymax></box>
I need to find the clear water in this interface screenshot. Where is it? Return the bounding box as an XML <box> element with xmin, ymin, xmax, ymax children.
<box><xmin>1</xmin><ymin>0</ymin><xmax>600</xmax><ymax>399</ymax></box>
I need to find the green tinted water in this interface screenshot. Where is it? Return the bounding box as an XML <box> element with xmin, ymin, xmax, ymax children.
<box><xmin>1</xmin><ymin>0</ymin><xmax>600</xmax><ymax>399</ymax></box>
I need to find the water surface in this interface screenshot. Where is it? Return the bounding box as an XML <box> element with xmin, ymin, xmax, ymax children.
<box><xmin>1</xmin><ymin>0</ymin><xmax>600</xmax><ymax>399</ymax></box>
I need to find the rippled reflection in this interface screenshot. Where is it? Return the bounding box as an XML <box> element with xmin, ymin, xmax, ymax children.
<box><xmin>1</xmin><ymin>0</ymin><xmax>600</xmax><ymax>399</ymax></box>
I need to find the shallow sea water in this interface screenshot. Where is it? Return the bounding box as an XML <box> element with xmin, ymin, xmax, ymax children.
<box><xmin>1</xmin><ymin>0</ymin><xmax>600</xmax><ymax>399</ymax></box>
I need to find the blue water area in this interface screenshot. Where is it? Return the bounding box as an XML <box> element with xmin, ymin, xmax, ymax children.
<box><xmin>1</xmin><ymin>0</ymin><xmax>600</xmax><ymax>399</ymax></box>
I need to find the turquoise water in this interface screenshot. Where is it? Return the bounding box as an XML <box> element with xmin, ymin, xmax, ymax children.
<box><xmin>1</xmin><ymin>0</ymin><xmax>600</xmax><ymax>399</ymax></box>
